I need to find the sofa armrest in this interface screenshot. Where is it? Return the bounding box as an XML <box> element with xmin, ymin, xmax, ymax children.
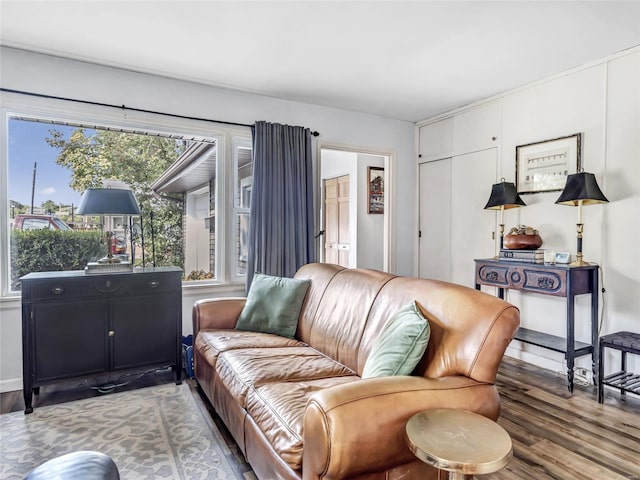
<box><xmin>192</xmin><ymin>297</ymin><xmax>246</xmax><ymax>334</ymax></box>
<box><xmin>302</xmin><ymin>375</ymin><xmax>500</xmax><ymax>480</ymax></box>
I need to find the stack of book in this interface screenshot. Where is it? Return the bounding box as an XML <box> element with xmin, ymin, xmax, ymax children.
<box><xmin>498</xmin><ymin>249</ymin><xmax>544</xmax><ymax>263</ymax></box>
<box><xmin>85</xmin><ymin>261</ymin><xmax>133</xmax><ymax>274</ymax></box>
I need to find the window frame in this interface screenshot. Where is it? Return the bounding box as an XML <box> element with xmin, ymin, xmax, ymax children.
<box><xmin>231</xmin><ymin>136</ymin><xmax>253</xmax><ymax>283</ymax></box>
<box><xmin>1</xmin><ymin>92</ymin><xmax>251</xmax><ymax>297</ymax></box>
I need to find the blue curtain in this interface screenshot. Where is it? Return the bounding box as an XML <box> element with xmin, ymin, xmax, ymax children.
<box><xmin>246</xmin><ymin>121</ymin><xmax>316</xmax><ymax>290</ymax></box>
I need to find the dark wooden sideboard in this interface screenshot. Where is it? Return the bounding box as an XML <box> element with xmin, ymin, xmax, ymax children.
<box><xmin>21</xmin><ymin>267</ymin><xmax>183</xmax><ymax>413</ymax></box>
<box><xmin>474</xmin><ymin>258</ymin><xmax>599</xmax><ymax>393</ymax></box>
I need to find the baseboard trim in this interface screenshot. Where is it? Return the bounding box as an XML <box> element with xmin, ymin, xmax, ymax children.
<box><xmin>0</xmin><ymin>377</ymin><xmax>22</xmax><ymax>394</ymax></box>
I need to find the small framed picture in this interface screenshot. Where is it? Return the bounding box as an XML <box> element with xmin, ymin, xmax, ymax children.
<box><xmin>516</xmin><ymin>133</ymin><xmax>582</xmax><ymax>194</ymax></box>
<box><xmin>367</xmin><ymin>166</ymin><xmax>384</xmax><ymax>214</ymax></box>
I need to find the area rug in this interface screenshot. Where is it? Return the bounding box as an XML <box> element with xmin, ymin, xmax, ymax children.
<box><xmin>0</xmin><ymin>383</ymin><xmax>244</xmax><ymax>479</ymax></box>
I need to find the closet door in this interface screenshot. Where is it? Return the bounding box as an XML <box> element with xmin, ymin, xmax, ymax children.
<box><xmin>418</xmin><ymin>149</ymin><xmax>496</xmax><ymax>286</ymax></box>
<box><xmin>450</xmin><ymin>149</ymin><xmax>497</xmax><ymax>286</ymax></box>
<box><xmin>418</xmin><ymin>158</ymin><xmax>452</xmax><ymax>281</ymax></box>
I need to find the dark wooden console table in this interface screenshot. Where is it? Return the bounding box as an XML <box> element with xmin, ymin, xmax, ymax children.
<box><xmin>474</xmin><ymin>258</ymin><xmax>599</xmax><ymax>393</ymax></box>
<box><xmin>21</xmin><ymin>267</ymin><xmax>183</xmax><ymax>413</ymax></box>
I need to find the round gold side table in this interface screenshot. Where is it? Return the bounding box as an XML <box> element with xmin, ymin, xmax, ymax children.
<box><xmin>405</xmin><ymin>409</ymin><xmax>513</xmax><ymax>480</ymax></box>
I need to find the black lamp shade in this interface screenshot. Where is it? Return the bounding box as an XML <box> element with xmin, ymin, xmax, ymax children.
<box><xmin>76</xmin><ymin>188</ymin><xmax>141</xmax><ymax>215</ymax></box>
<box><xmin>484</xmin><ymin>181</ymin><xmax>527</xmax><ymax>210</ymax></box>
<box><xmin>555</xmin><ymin>172</ymin><xmax>609</xmax><ymax>206</ymax></box>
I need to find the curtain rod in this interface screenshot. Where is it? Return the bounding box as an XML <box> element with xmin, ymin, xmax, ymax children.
<box><xmin>0</xmin><ymin>87</ymin><xmax>320</xmax><ymax>136</ymax></box>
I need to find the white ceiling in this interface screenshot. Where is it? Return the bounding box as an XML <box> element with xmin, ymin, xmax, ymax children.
<box><xmin>1</xmin><ymin>1</ymin><xmax>639</xmax><ymax>122</ymax></box>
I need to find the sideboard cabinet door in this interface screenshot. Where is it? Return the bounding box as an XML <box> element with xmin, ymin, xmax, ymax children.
<box><xmin>111</xmin><ymin>294</ymin><xmax>179</xmax><ymax>370</ymax></box>
<box><xmin>33</xmin><ymin>299</ymin><xmax>109</xmax><ymax>381</ymax></box>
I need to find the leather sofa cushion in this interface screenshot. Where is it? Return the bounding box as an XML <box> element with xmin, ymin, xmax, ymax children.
<box><xmin>216</xmin><ymin>346</ymin><xmax>356</xmax><ymax>407</ymax></box>
<box><xmin>195</xmin><ymin>329</ymin><xmax>305</xmax><ymax>370</ymax></box>
<box><xmin>246</xmin><ymin>376</ymin><xmax>359</xmax><ymax>471</ymax></box>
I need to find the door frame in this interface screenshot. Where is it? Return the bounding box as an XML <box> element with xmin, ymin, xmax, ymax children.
<box><xmin>317</xmin><ymin>142</ymin><xmax>396</xmax><ymax>273</ymax></box>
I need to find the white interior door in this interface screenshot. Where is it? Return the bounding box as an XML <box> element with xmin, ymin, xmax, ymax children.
<box><xmin>418</xmin><ymin>159</ymin><xmax>452</xmax><ymax>281</ymax></box>
<box><xmin>418</xmin><ymin>149</ymin><xmax>496</xmax><ymax>286</ymax></box>
<box><xmin>450</xmin><ymin>149</ymin><xmax>497</xmax><ymax>286</ymax></box>
<box><xmin>337</xmin><ymin>175</ymin><xmax>350</xmax><ymax>267</ymax></box>
<box><xmin>324</xmin><ymin>175</ymin><xmax>350</xmax><ymax>268</ymax></box>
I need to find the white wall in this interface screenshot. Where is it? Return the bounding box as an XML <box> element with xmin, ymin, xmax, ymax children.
<box><xmin>417</xmin><ymin>47</ymin><xmax>640</xmax><ymax>380</ymax></box>
<box><xmin>357</xmin><ymin>153</ymin><xmax>385</xmax><ymax>271</ymax></box>
<box><xmin>0</xmin><ymin>47</ymin><xmax>415</xmax><ymax>392</ymax></box>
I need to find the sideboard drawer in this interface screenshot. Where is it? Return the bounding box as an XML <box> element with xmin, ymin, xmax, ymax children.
<box><xmin>91</xmin><ymin>277</ymin><xmax>126</xmax><ymax>295</ymax></box>
<box><xmin>30</xmin><ymin>278</ymin><xmax>89</xmax><ymax>301</ymax></box>
<box><xmin>126</xmin><ymin>272</ymin><xmax>182</xmax><ymax>295</ymax></box>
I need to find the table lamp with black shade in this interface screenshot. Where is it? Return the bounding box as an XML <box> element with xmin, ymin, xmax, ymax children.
<box><xmin>555</xmin><ymin>171</ymin><xmax>608</xmax><ymax>267</ymax></box>
<box><xmin>76</xmin><ymin>187</ymin><xmax>141</xmax><ymax>266</ymax></box>
<box><xmin>484</xmin><ymin>179</ymin><xmax>527</xmax><ymax>250</ymax></box>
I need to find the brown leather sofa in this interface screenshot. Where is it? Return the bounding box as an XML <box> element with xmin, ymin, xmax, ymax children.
<box><xmin>193</xmin><ymin>263</ymin><xmax>520</xmax><ymax>480</ymax></box>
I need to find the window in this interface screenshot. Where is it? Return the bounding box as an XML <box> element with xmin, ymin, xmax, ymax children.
<box><xmin>2</xmin><ymin>105</ymin><xmax>251</xmax><ymax>296</ymax></box>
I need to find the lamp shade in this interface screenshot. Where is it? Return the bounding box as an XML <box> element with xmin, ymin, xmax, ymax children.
<box><xmin>555</xmin><ymin>172</ymin><xmax>609</xmax><ymax>206</ymax></box>
<box><xmin>76</xmin><ymin>188</ymin><xmax>141</xmax><ymax>215</ymax></box>
<box><xmin>484</xmin><ymin>181</ymin><xmax>527</xmax><ymax>210</ymax></box>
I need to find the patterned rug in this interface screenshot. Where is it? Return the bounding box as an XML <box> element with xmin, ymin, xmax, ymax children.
<box><xmin>0</xmin><ymin>383</ymin><xmax>243</xmax><ymax>479</ymax></box>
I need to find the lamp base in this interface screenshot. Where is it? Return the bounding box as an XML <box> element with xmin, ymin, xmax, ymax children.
<box><xmin>569</xmin><ymin>259</ymin><xmax>592</xmax><ymax>267</ymax></box>
<box><xmin>569</xmin><ymin>251</ymin><xmax>590</xmax><ymax>267</ymax></box>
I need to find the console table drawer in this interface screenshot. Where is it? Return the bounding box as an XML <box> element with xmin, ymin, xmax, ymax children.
<box><xmin>476</xmin><ymin>264</ymin><xmax>566</xmax><ymax>296</ymax></box>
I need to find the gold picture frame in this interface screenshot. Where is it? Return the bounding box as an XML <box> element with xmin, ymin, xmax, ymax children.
<box><xmin>516</xmin><ymin>133</ymin><xmax>582</xmax><ymax>194</ymax></box>
<box><xmin>367</xmin><ymin>166</ymin><xmax>384</xmax><ymax>214</ymax></box>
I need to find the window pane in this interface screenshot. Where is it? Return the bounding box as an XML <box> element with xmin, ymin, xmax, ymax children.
<box><xmin>164</xmin><ymin>143</ymin><xmax>218</xmax><ymax>282</ymax></box>
<box><xmin>6</xmin><ymin>117</ymin><xmax>191</xmax><ymax>291</ymax></box>
<box><xmin>236</xmin><ymin>145</ymin><xmax>253</xmax><ymax>209</ymax></box>
<box><xmin>236</xmin><ymin>213</ymin><xmax>249</xmax><ymax>276</ymax></box>
<box><xmin>184</xmin><ymin>186</ymin><xmax>215</xmax><ymax>280</ymax></box>
<box><xmin>233</xmin><ymin>139</ymin><xmax>252</xmax><ymax>279</ymax></box>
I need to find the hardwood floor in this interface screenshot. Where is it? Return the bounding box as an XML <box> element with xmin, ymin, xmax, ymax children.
<box><xmin>490</xmin><ymin>358</ymin><xmax>640</xmax><ymax>480</ymax></box>
<box><xmin>2</xmin><ymin>357</ymin><xmax>638</xmax><ymax>479</ymax></box>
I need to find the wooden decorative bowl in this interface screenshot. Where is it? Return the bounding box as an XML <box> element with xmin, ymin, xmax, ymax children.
<box><xmin>503</xmin><ymin>234</ymin><xmax>543</xmax><ymax>250</ymax></box>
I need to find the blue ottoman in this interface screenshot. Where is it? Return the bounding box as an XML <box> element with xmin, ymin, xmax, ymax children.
<box><xmin>24</xmin><ymin>451</ymin><xmax>119</xmax><ymax>480</ymax></box>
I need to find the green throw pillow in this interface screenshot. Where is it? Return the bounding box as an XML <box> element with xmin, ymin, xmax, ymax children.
<box><xmin>361</xmin><ymin>301</ymin><xmax>430</xmax><ymax>378</ymax></box>
<box><xmin>236</xmin><ymin>273</ymin><xmax>311</xmax><ymax>339</ymax></box>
